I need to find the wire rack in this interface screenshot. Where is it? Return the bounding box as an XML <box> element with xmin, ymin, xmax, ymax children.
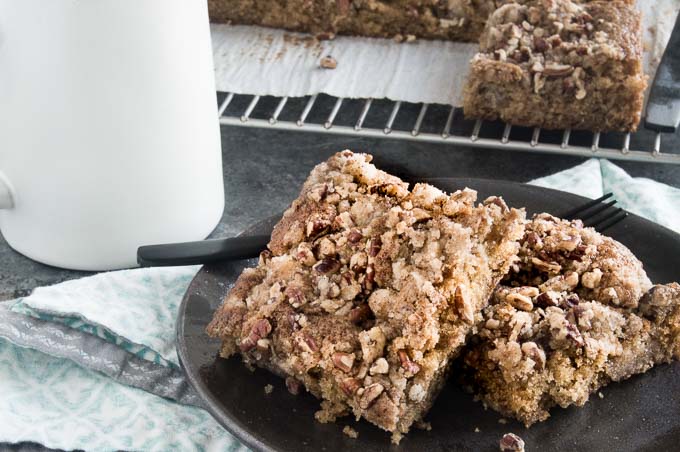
<box><xmin>217</xmin><ymin>92</ymin><xmax>680</xmax><ymax>164</ymax></box>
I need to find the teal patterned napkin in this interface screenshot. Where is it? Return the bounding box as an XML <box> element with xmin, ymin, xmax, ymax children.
<box><xmin>0</xmin><ymin>158</ymin><xmax>678</xmax><ymax>452</ymax></box>
<box><xmin>531</xmin><ymin>159</ymin><xmax>680</xmax><ymax>233</ymax></box>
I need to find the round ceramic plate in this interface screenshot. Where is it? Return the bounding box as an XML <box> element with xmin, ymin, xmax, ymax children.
<box><xmin>176</xmin><ymin>178</ymin><xmax>680</xmax><ymax>452</ymax></box>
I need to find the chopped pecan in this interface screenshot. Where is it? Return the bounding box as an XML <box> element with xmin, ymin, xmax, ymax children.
<box><xmin>313</xmin><ymin>257</ymin><xmax>341</xmax><ymax>274</ymax></box>
<box><xmin>531</xmin><ymin>257</ymin><xmax>561</xmax><ymax>273</ymax></box>
<box><xmin>455</xmin><ymin>285</ymin><xmax>475</xmax><ymax>324</ymax></box>
<box><xmin>285</xmin><ymin>377</ymin><xmax>302</xmax><ymax>395</ymax></box>
<box><xmin>566</xmin><ymin>323</ymin><xmax>585</xmax><ymax>347</ymax></box>
<box><xmin>252</xmin><ymin>319</ymin><xmax>272</xmax><ymax>338</ymax></box>
<box><xmin>258</xmin><ymin>250</ymin><xmax>272</xmax><ymax>266</ymax></box>
<box><xmin>536</xmin><ymin>291</ymin><xmax>559</xmax><ymax>307</ymax></box>
<box><xmin>524</xmin><ymin>231</ymin><xmax>543</xmax><ymax>247</ymax></box>
<box><xmin>362</xmin><ymin>265</ymin><xmax>375</xmax><ymax>291</ymax></box>
<box><xmin>349</xmin><ymin>303</ymin><xmax>372</xmax><ymax>324</ymax></box>
<box><xmin>340</xmin><ymin>377</ymin><xmax>361</xmax><ymax>396</ymax></box>
<box><xmin>533</xmin><ymin>36</ymin><xmax>549</xmax><ymax>52</ymax></box>
<box><xmin>500</xmin><ymin>433</ymin><xmax>525</xmax><ymax>452</ymax></box>
<box><xmin>369</xmin><ymin>358</ymin><xmax>389</xmax><ymax>375</ymax></box>
<box><xmin>521</xmin><ymin>341</ymin><xmax>546</xmax><ymax>369</ymax></box>
<box><xmin>319</xmin><ymin>55</ymin><xmax>337</xmax><ymax>70</ymax></box>
<box><xmin>347</xmin><ymin>229</ymin><xmax>363</xmax><ymax>243</ymax></box>
<box><xmin>240</xmin><ymin>319</ymin><xmax>272</xmax><ymax>352</ymax></box>
<box><xmin>306</xmin><ymin>218</ymin><xmax>330</xmax><ymax>238</ymax></box>
<box><xmin>543</xmin><ymin>63</ymin><xmax>574</xmax><ymax>77</ymax></box>
<box><xmin>562</xmin><ymin>293</ymin><xmax>580</xmax><ymax>308</ymax></box>
<box><xmin>332</xmin><ymin>352</ymin><xmax>355</xmax><ymax>373</ymax></box>
<box><xmin>398</xmin><ymin>350</ymin><xmax>421</xmax><ymax>375</ymax></box>
<box><xmin>568</xmin><ymin>243</ymin><xmax>588</xmax><ymax>261</ymax></box>
<box><xmin>368</xmin><ymin>237</ymin><xmax>382</xmax><ymax>257</ymax></box>
<box><xmin>359</xmin><ymin>383</ymin><xmax>385</xmax><ymax>409</ymax></box>
<box><xmin>285</xmin><ymin>287</ymin><xmax>306</xmax><ymax>307</ymax></box>
<box><xmin>303</xmin><ymin>333</ymin><xmax>319</xmax><ymax>352</ymax></box>
<box><xmin>506</xmin><ymin>293</ymin><xmax>533</xmax><ymax>312</ymax></box>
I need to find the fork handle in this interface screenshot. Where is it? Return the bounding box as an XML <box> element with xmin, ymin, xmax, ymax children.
<box><xmin>137</xmin><ymin>235</ymin><xmax>270</xmax><ymax>267</ymax></box>
<box><xmin>645</xmin><ymin>14</ymin><xmax>680</xmax><ymax>133</ymax></box>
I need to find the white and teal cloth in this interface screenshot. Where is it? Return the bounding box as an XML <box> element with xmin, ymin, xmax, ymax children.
<box><xmin>1</xmin><ymin>159</ymin><xmax>679</xmax><ymax>451</ymax></box>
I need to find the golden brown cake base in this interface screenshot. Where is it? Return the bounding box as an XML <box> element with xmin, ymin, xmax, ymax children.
<box><xmin>207</xmin><ymin>151</ymin><xmax>526</xmax><ymax>440</ymax></box>
<box><xmin>462</xmin><ymin>0</ymin><xmax>647</xmax><ymax>132</ymax></box>
<box><xmin>461</xmin><ymin>214</ymin><xmax>680</xmax><ymax>426</ymax></box>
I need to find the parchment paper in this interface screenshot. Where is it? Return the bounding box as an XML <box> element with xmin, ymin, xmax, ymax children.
<box><xmin>211</xmin><ymin>1</ymin><xmax>680</xmax><ymax>106</ymax></box>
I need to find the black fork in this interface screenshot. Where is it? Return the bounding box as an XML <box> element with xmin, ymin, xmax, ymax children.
<box><xmin>561</xmin><ymin>193</ymin><xmax>628</xmax><ymax>232</ymax></box>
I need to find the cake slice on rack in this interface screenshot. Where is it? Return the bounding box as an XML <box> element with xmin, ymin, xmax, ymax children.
<box><xmin>463</xmin><ymin>0</ymin><xmax>647</xmax><ymax>132</ymax></box>
<box><xmin>207</xmin><ymin>150</ymin><xmax>525</xmax><ymax>442</ymax></box>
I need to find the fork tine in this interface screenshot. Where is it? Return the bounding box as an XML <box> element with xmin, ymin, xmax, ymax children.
<box><xmin>562</xmin><ymin>193</ymin><xmax>614</xmax><ymax>219</ymax></box>
<box><xmin>592</xmin><ymin>210</ymin><xmax>628</xmax><ymax>232</ymax></box>
<box><xmin>583</xmin><ymin>206</ymin><xmax>623</xmax><ymax>228</ymax></box>
<box><xmin>577</xmin><ymin>200</ymin><xmax>617</xmax><ymax>222</ymax></box>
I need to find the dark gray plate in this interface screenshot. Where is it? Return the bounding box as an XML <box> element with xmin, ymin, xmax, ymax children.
<box><xmin>176</xmin><ymin>178</ymin><xmax>680</xmax><ymax>452</ymax></box>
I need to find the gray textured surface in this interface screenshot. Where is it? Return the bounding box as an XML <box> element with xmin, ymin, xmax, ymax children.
<box><xmin>1</xmin><ymin>117</ymin><xmax>680</xmax><ymax>301</ymax></box>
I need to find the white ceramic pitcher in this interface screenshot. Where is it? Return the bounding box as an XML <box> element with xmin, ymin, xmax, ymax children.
<box><xmin>0</xmin><ymin>0</ymin><xmax>225</xmax><ymax>270</ymax></box>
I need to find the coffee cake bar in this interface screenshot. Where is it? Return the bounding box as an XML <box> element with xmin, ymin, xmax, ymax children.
<box><xmin>207</xmin><ymin>151</ymin><xmax>525</xmax><ymax>440</ymax></box>
<box><xmin>463</xmin><ymin>0</ymin><xmax>647</xmax><ymax>131</ymax></box>
<box><xmin>461</xmin><ymin>214</ymin><xmax>680</xmax><ymax>426</ymax></box>
<box><xmin>208</xmin><ymin>0</ymin><xmax>501</xmax><ymax>42</ymax></box>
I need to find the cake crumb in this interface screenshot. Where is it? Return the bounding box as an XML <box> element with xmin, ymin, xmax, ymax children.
<box><xmin>474</xmin><ymin>427</ymin><xmax>480</xmax><ymax>433</ymax></box>
<box><xmin>264</xmin><ymin>384</ymin><xmax>274</xmax><ymax>394</ymax></box>
<box><xmin>319</xmin><ymin>55</ymin><xmax>337</xmax><ymax>69</ymax></box>
<box><xmin>498</xmin><ymin>418</ymin><xmax>508</xmax><ymax>424</ymax></box>
<box><xmin>391</xmin><ymin>432</ymin><xmax>403</xmax><ymax>445</ymax></box>
<box><xmin>415</xmin><ymin>420</ymin><xmax>432</xmax><ymax>431</ymax></box>
<box><xmin>343</xmin><ymin>426</ymin><xmax>359</xmax><ymax>439</ymax></box>
<box><xmin>500</xmin><ymin>433</ymin><xmax>525</xmax><ymax>452</ymax></box>
<box><xmin>598</xmin><ymin>392</ymin><xmax>604</xmax><ymax>399</ymax></box>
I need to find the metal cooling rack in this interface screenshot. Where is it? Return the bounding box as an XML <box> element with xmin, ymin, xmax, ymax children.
<box><xmin>217</xmin><ymin>92</ymin><xmax>680</xmax><ymax>164</ymax></box>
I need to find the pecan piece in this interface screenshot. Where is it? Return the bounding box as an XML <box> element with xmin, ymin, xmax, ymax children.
<box><xmin>313</xmin><ymin>257</ymin><xmax>341</xmax><ymax>274</ymax></box>
<box><xmin>359</xmin><ymin>383</ymin><xmax>385</xmax><ymax>409</ymax></box>
<box><xmin>319</xmin><ymin>55</ymin><xmax>337</xmax><ymax>70</ymax></box>
<box><xmin>531</xmin><ymin>257</ymin><xmax>561</xmax><ymax>273</ymax></box>
<box><xmin>340</xmin><ymin>377</ymin><xmax>362</xmax><ymax>396</ymax></box>
<box><xmin>347</xmin><ymin>229</ymin><xmax>363</xmax><ymax>243</ymax></box>
<box><xmin>506</xmin><ymin>293</ymin><xmax>533</xmax><ymax>312</ymax></box>
<box><xmin>285</xmin><ymin>287</ymin><xmax>306</xmax><ymax>307</ymax></box>
<box><xmin>524</xmin><ymin>231</ymin><xmax>543</xmax><ymax>247</ymax></box>
<box><xmin>566</xmin><ymin>323</ymin><xmax>585</xmax><ymax>347</ymax></box>
<box><xmin>368</xmin><ymin>237</ymin><xmax>382</xmax><ymax>257</ymax></box>
<box><xmin>454</xmin><ymin>285</ymin><xmax>475</xmax><ymax>324</ymax></box>
<box><xmin>369</xmin><ymin>357</ymin><xmax>389</xmax><ymax>375</ymax></box>
<box><xmin>303</xmin><ymin>333</ymin><xmax>319</xmax><ymax>352</ymax></box>
<box><xmin>521</xmin><ymin>341</ymin><xmax>546</xmax><ymax>369</ymax></box>
<box><xmin>306</xmin><ymin>219</ymin><xmax>330</xmax><ymax>238</ymax></box>
<box><xmin>252</xmin><ymin>319</ymin><xmax>272</xmax><ymax>338</ymax></box>
<box><xmin>332</xmin><ymin>352</ymin><xmax>355</xmax><ymax>373</ymax></box>
<box><xmin>398</xmin><ymin>350</ymin><xmax>421</xmax><ymax>375</ymax></box>
<box><xmin>536</xmin><ymin>291</ymin><xmax>559</xmax><ymax>307</ymax></box>
<box><xmin>500</xmin><ymin>433</ymin><xmax>525</xmax><ymax>452</ymax></box>
<box><xmin>349</xmin><ymin>303</ymin><xmax>372</xmax><ymax>324</ymax></box>
<box><xmin>533</xmin><ymin>36</ymin><xmax>549</xmax><ymax>52</ymax></box>
<box><xmin>285</xmin><ymin>377</ymin><xmax>302</xmax><ymax>395</ymax></box>
<box><xmin>240</xmin><ymin>319</ymin><xmax>272</xmax><ymax>352</ymax></box>
<box><xmin>543</xmin><ymin>63</ymin><xmax>574</xmax><ymax>77</ymax></box>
